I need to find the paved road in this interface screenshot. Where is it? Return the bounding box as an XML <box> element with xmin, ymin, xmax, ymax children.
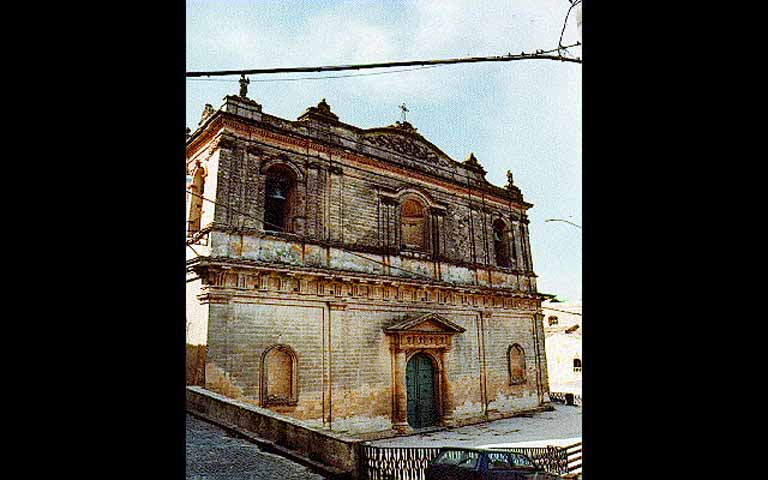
<box><xmin>368</xmin><ymin>403</ymin><xmax>581</xmax><ymax>448</ymax></box>
<box><xmin>186</xmin><ymin>413</ymin><xmax>327</xmax><ymax>480</ymax></box>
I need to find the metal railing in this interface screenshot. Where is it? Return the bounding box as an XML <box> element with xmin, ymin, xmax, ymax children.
<box><xmin>359</xmin><ymin>444</ymin><xmax>571</xmax><ymax>479</ymax></box>
<box><xmin>549</xmin><ymin>391</ymin><xmax>582</xmax><ymax>406</ymax></box>
<box><xmin>493</xmin><ymin>446</ymin><xmax>569</xmax><ymax>475</ymax></box>
<box><xmin>564</xmin><ymin>441</ymin><xmax>582</xmax><ymax>475</ymax></box>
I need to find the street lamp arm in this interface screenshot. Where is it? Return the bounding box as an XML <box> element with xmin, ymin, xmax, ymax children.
<box><xmin>545</xmin><ymin>218</ymin><xmax>582</xmax><ymax>229</ymax></box>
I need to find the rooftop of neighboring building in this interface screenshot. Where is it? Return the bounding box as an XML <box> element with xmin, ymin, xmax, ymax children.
<box><xmin>542</xmin><ymin>300</ymin><xmax>581</xmax><ymax>337</ymax></box>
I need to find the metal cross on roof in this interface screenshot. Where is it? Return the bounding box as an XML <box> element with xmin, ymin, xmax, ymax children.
<box><xmin>399</xmin><ymin>103</ymin><xmax>409</xmax><ymax>123</ymax></box>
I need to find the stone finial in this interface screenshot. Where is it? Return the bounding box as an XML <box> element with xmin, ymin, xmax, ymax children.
<box><xmin>199</xmin><ymin>104</ymin><xmax>215</xmax><ymax>125</ymax></box>
<box><xmin>506</xmin><ymin>170</ymin><xmax>515</xmax><ymax>189</ymax></box>
<box><xmin>463</xmin><ymin>152</ymin><xmax>480</xmax><ymax>167</ymax></box>
<box><xmin>392</xmin><ymin>120</ymin><xmax>418</xmax><ymax>134</ymax></box>
<box><xmin>317</xmin><ymin>98</ymin><xmax>331</xmax><ymax>113</ymax></box>
<box><xmin>462</xmin><ymin>152</ymin><xmax>487</xmax><ymax>175</ymax></box>
<box><xmin>239</xmin><ymin>74</ymin><xmax>250</xmax><ymax>98</ymax></box>
<box><xmin>297</xmin><ymin>98</ymin><xmax>339</xmax><ymax>122</ymax></box>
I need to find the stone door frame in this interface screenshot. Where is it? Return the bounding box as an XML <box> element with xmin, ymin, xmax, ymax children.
<box><xmin>384</xmin><ymin>313</ymin><xmax>465</xmax><ymax>433</ymax></box>
<box><xmin>405</xmin><ymin>349</ymin><xmax>443</xmax><ymax>429</ymax></box>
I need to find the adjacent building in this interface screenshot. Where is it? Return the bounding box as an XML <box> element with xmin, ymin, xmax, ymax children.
<box><xmin>543</xmin><ymin>301</ymin><xmax>582</xmax><ymax>395</ymax></box>
<box><xmin>186</xmin><ymin>91</ymin><xmax>552</xmax><ymax>434</ymax></box>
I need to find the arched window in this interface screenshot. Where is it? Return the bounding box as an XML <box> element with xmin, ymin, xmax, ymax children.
<box><xmin>493</xmin><ymin>219</ymin><xmax>511</xmax><ymax>267</ymax></box>
<box><xmin>508</xmin><ymin>344</ymin><xmax>527</xmax><ymax>385</ymax></box>
<box><xmin>573</xmin><ymin>358</ymin><xmax>582</xmax><ymax>373</ymax></box>
<box><xmin>261</xmin><ymin>345</ymin><xmax>298</xmax><ymax>406</ymax></box>
<box><xmin>264</xmin><ymin>165</ymin><xmax>297</xmax><ymax>233</ymax></box>
<box><xmin>401</xmin><ymin>198</ymin><xmax>428</xmax><ymax>251</ymax></box>
<box><xmin>187</xmin><ymin>168</ymin><xmax>205</xmax><ymax>237</ymax></box>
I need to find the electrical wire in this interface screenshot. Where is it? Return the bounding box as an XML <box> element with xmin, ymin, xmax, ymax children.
<box><xmin>187</xmin><ymin>65</ymin><xmax>445</xmax><ymax>83</ymax></box>
<box><xmin>186</xmin><ymin>43</ymin><xmax>582</xmax><ymax>78</ymax></box>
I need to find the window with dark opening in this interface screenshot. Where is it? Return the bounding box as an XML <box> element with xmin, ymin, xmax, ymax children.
<box><xmin>264</xmin><ymin>165</ymin><xmax>296</xmax><ymax>233</ymax></box>
<box><xmin>573</xmin><ymin>358</ymin><xmax>582</xmax><ymax>373</ymax></box>
<box><xmin>548</xmin><ymin>315</ymin><xmax>559</xmax><ymax>326</ymax></box>
<box><xmin>493</xmin><ymin>219</ymin><xmax>511</xmax><ymax>267</ymax></box>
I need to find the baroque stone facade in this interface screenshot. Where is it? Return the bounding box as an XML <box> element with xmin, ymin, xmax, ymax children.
<box><xmin>186</xmin><ymin>94</ymin><xmax>551</xmax><ymax>434</ymax></box>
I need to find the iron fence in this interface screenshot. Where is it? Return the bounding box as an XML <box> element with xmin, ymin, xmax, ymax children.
<box><xmin>360</xmin><ymin>445</ymin><xmax>442</xmax><ymax>480</ymax></box>
<box><xmin>360</xmin><ymin>444</ymin><xmax>571</xmax><ymax>480</ymax></box>
<box><xmin>549</xmin><ymin>391</ymin><xmax>582</xmax><ymax>406</ymax></box>
<box><xmin>564</xmin><ymin>441</ymin><xmax>582</xmax><ymax>475</ymax></box>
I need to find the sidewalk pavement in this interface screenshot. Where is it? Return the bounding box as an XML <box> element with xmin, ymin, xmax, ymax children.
<box><xmin>367</xmin><ymin>403</ymin><xmax>581</xmax><ymax>448</ymax></box>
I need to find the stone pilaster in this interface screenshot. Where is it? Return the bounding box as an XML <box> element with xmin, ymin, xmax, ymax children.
<box><xmin>439</xmin><ymin>349</ymin><xmax>455</xmax><ymax>426</ymax></box>
<box><xmin>392</xmin><ymin>348</ymin><xmax>408</xmax><ymax>432</ymax></box>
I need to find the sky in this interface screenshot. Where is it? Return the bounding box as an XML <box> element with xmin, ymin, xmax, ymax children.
<box><xmin>186</xmin><ymin>0</ymin><xmax>581</xmax><ymax>302</ymax></box>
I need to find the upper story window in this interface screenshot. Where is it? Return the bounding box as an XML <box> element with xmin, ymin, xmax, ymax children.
<box><xmin>548</xmin><ymin>315</ymin><xmax>559</xmax><ymax>326</ymax></box>
<box><xmin>401</xmin><ymin>198</ymin><xmax>428</xmax><ymax>251</ymax></box>
<box><xmin>264</xmin><ymin>165</ymin><xmax>297</xmax><ymax>233</ymax></box>
<box><xmin>573</xmin><ymin>358</ymin><xmax>582</xmax><ymax>373</ymax></box>
<box><xmin>187</xmin><ymin>168</ymin><xmax>205</xmax><ymax>237</ymax></box>
<box><xmin>493</xmin><ymin>219</ymin><xmax>511</xmax><ymax>267</ymax></box>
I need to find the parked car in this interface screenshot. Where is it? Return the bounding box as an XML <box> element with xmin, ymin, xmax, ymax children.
<box><xmin>425</xmin><ymin>447</ymin><xmax>563</xmax><ymax>480</ymax></box>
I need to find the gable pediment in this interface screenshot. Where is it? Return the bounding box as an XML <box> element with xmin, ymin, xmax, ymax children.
<box><xmin>361</xmin><ymin>122</ymin><xmax>455</xmax><ymax>171</ymax></box>
<box><xmin>384</xmin><ymin>313</ymin><xmax>466</xmax><ymax>334</ymax></box>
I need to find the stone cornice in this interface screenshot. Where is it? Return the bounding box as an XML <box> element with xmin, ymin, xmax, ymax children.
<box><xmin>192</xmin><ymin>111</ymin><xmax>530</xmax><ymax>210</ymax></box>
<box><xmin>327</xmin><ymin>301</ymin><xmax>348</xmax><ymax>311</ymax></box>
<box><xmin>189</xmin><ymin>255</ymin><xmax>545</xmax><ymax>300</ymax></box>
<box><xmin>194</xmin><ymin>269</ymin><xmax>545</xmax><ymax>312</ymax></box>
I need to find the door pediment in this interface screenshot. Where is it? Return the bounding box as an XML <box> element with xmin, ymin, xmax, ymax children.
<box><xmin>384</xmin><ymin>313</ymin><xmax>465</xmax><ymax>351</ymax></box>
<box><xmin>384</xmin><ymin>313</ymin><xmax>466</xmax><ymax>334</ymax></box>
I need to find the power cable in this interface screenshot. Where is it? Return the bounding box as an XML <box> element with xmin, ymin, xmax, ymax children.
<box><xmin>187</xmin><ymin>65</ymin><xmax>445</xmax><ymax>83</ymax></box>
<box><xmin>542</xmin><ymin>305</ymin><xmax>582</xmax><ymax>316</ymax></box>
<box><xmin>186</xmin><ymin>43</ymin><xmax>581</xmax><ymax>78</ymax></box>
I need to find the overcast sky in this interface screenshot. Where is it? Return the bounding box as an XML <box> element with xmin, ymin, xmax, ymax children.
<box><xmin>187</xmin><ymin>0</ymin><xmax>582</xmax><ymax>302</ymax></box>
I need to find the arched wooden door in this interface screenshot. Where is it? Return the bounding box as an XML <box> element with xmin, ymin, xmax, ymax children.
<box><xmin>406</xmin><ymin>353</ymin><xmax>438</xmax><ymax>428</ymax></box>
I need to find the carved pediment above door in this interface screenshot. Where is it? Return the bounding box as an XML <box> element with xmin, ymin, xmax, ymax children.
<box><xmin>384</xmin><ymin>313</ymin><xmax>465</xmax><ymax>351</ymax></box>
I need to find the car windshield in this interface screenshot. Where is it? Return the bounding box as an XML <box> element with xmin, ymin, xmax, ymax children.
<box><xmin>486</xmin><ymin>452</ymin><xmax>536</xmax><ymax>470</ymax></box>
<box><xmin>432</xmin><ymin>450</ymin><xmax>480</xmax><ymax>469</ymax></box>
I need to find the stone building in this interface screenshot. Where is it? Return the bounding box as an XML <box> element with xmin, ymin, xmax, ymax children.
<box><xmin>186</xmin><ymin>91</ymin><xmax>551</xmax><ymax>434</ymax></box>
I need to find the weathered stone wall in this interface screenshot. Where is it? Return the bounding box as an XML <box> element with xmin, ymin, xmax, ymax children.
<box><xmin>187</xmin><ymin>105</ymin><xmax>535</xmax><ymax>276</ymax></box>
<box><xmin>205</xmin><ymin>301</ymin><xmax>326</xmax><ymax>420</ymax></box>
<box><xmin>186</xmin><ymin>344</ymin><xmax>206</xmax><ymax>386</ymax></box>
<box><xmin>483</xmin><ymin>313</ymin><xmax>541</xmax><ymax>414</ymax></box>
<box><xmin>201</xmin><ymin>288</ymin><xmax>545</xmax><ymax>432</ymax></box>
<box><xmin>187</xmin><ymin>386</ymin><xmax>361</xmax><ymax>475</ymax></box>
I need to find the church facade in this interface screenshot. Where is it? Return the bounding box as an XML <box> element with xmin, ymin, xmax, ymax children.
<box><xmin>186</xmin><ymin>91</ymin><xmax>551</xmax><ymax>434</ymax></box>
